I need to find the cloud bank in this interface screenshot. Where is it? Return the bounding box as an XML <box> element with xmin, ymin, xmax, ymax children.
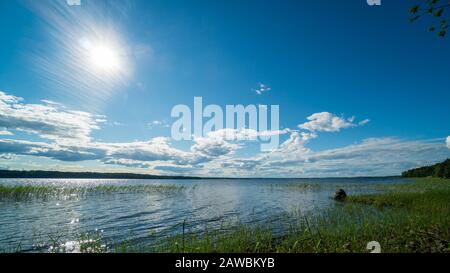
<box><xmin>1</xmin><ymin>91</ymin><xmax>448</xmax><ymax>177</ymax></box>
<box><xmin>0</xmin><ymin>91</ymin><xmax>100</xmax><ymax>144</ymax></box>
<box><xmin>298</xmin><ymin>112</ymin><xmax>367</xmax><ymax>132</ymax></box>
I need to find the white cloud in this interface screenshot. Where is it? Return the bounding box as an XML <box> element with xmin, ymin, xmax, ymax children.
<box><xmin>0</xmin><ymin>153</ymin><xmax>15</xmax><ymax>160</ymax></box>
<box><xmin>0</xmin><ymin>137</ymin><xmax>209</xmax><ymax>167</ymax></box>
<box><xmin>153</xmin><ymin>165</ymin><xmax>195</xmax><ymax>174</ymax></box>
<box><xmin>221</xmin><ymin>137</ymin><xmax>450</xmax><ymax>177</ymax></box>
<box><xmin>0</xmin><ymin>91</ymin><xmax>101</xmax><ymax>144</ymax></box>
<box><xmin>299</xmin><ymin>132</ymin><xmax>318</xmax><ymax>142</ymax></box>
<box><xmin>206</xmin><ymin>128</ymin><xmax>289</xmax><ymax>141</ymax></box>
<box><xmin>102</xmin><ymin>158</ymin><xmax>152</xmax><ymax>169</ymax></box>
<box><xmin>272</xmin><ymin>132</ymin><xmax>312</xmax><ymax>155</ymax></box>
<box><xmin>188</xmin><ymin>128</ymin><xmax>290</xmax><ymax>160</ymax></box>
<box><xmin>253</xmin><ymin>83</ymin><xmax>271</xmax><ymax>95</ymax></box>
<box><xmin>447</xmin><ymin>136</ymin><xmax>450</xmax><ymax>149</ymax></box>
<box><xmin>220</xmin><ymin>157</ymin><xmax>265</xmax><ymax>171</ymax></box>
<box><xmin>148</xmin><ymin>120</ymin><xmax>170</xmax><ymax>129</ymax></box>
<box><xmin>191</xmin><ymin>137</ymin><xmax>239</xmax><ymax>157</ymax></box>
<box><xmin>98</xmin><ymin>137</ymin><xmax>208</xmax><ymax>166</ymax></box>
<box><xmin>216</xmin><ymin>131</ymin><xmax>315</xmax><ymax>173</ymax></box>
<box><xmin>0</xmin><ymin>128</ymin><xmax>13</xmax><ymax>136</ymax></box>
<box><xmin>0</xmin><ymin>139</ymin><xmax>104</xmax><ymax>162</ymax></box>
<box><xmin>298</xmin><ymin>112</ymin><xmax>367</xmax><ymax>132</ymax></box>
<box><xmin>358</xmin><ymin>119</ymin><xmax>370</xmax><ymax>126</ymax></box>
<box><xmin>292</xmin><ymin>137</ymin><xmax>449</xmax><ymax>177</ymax></box>
<box><xmin>66</xmin><ymin>0</ymin><xmax>81</xmax><ymax>6</ymax></box>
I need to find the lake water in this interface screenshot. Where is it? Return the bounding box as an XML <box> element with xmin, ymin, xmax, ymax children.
<box><xmin>0</xmin><ymin>177</ymin><xmax>409</xmax><ymax>252</ymax></box>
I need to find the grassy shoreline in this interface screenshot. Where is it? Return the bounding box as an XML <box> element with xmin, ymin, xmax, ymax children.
<box><xmin>154</xmin><ymin>177</ymin><xmax>449</xmax><ymax>253</ymax></box>
<box><xmin>2</xmin><ymin>178</ymin><xmax>448</xmax><ymax>253</ymax></box>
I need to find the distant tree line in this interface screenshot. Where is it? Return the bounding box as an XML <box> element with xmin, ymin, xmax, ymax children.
<box><xmin>0</xmin><ymin>170</ymin><xmax>200</xmax><ymax>180</ymax></box>
<box><xmin>402</xmin><ymin>159</ymin><xmax>450</xmax><ymax>178</ymax></box>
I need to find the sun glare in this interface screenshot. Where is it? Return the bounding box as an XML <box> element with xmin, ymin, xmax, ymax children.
<box><xmin>89</xmin><ymin>44</ymin><xmax>121</xmax><ymax>71</ymax></box>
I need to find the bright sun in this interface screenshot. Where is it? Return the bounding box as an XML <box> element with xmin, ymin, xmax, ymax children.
<box><xmin>89</xmin><ymin>44</ymin><xmax>121</xmax><ymax>71</ymax></box>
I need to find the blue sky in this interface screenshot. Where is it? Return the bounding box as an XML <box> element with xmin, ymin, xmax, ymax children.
<box><xmin>0</xmin><ymin>0</ymin><xmax>449</xmax><ymax>177</ymax></box>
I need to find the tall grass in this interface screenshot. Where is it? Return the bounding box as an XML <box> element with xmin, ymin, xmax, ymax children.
<box><xmin>154</xmin><ymin>178</ymin><xmax>449</xmax><ymax>253</ymax></box>
<box><xmin>267</xmin><ymin>181</ymin><xmax>388</xmax><ymax>194</ymax></box>
<box><xmin>0</xmin><ymin>184</ymin><xmax>185</xmax><ymax>200</ymax></box>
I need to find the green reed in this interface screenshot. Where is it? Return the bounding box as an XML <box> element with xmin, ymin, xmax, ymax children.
<box><xmin>0</xmin><ymin>184</ymin><xmax>185</xmax><ymax>200</ymax></box>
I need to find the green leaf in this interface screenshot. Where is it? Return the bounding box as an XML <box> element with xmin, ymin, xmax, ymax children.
<box><xmin>410</xmin><ymin>5</ymin><xmax>420</xmax><ymax>14</ymax></box>
<box><xmin>434</xmin><ymin>8</ymin><xmax>444</xmax><ymax>17</ymax></box>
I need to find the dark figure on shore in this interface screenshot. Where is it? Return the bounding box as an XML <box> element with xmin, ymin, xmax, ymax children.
<box><xmin>334</xmin><ymin>189</ymin><xmax>347</xmax><ymax>201</ymax></box>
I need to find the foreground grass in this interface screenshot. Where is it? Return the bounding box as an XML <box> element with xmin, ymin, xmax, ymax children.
<box><xmin>154</xmin><ymin>178</ymin><xmax>449</xmax><ymax>253</ymax></box>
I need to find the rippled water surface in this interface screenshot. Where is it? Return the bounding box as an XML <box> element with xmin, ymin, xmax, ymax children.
<box><xmin>0</xmin><ymin>177</ymin><xmax>409</xmax><ymax>252</ymax></box>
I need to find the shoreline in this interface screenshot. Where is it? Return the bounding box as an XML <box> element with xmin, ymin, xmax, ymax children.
<box><xmin>0</xmin><ymin>170</ymin><xmax>401</xmax><ymax>180</ymax></box>
<box><xmin>1</xmin><ymin>177</ymin><xmax>447</xmax><ymax>253</ymax></box>
<box><xmin>151</xmin><ymin>177</ymin><xmax>449</xmax><ymax>253</ymax></box>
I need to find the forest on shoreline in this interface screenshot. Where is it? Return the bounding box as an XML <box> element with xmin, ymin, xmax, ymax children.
<box><xmin>402</xmin><ymin>159</ymin><xmax>450</xmax><ymax>179</ymax></box>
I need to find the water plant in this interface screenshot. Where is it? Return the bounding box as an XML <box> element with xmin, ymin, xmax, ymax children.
<box><xmin>0</xmin><ymin>184</ymin><xmax>185</xmax><ymax>201</ymax></box>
